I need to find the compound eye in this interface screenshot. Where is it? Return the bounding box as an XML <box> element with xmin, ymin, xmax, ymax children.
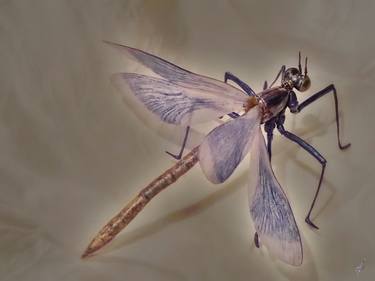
<box><xmin>296</xmin><ymin>76</ymin><xmax>311</xmax><ymax>91</ymax></box>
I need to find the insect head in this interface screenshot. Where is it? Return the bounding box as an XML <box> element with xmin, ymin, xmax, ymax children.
<box><xmin>282</xmin><ymin>52</ymin><xmax>311</xmax><ymax>92</ymax></box>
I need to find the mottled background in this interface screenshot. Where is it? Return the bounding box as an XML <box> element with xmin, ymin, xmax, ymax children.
<box><xmin>0</xmin><ymin>1</ymin><xmax>374</xmax><ymax>280</ymax></box>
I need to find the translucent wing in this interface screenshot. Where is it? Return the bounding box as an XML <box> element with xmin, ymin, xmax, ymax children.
<box><xmin>113</xmin><ymin>73</ymin><xmax>246</xmax><ymax>125</ymax></box>
<box><xmin>249</xmin><ymin>129</ymin><xmax>303</xmax><ymax>266</ymax></box>
<box><xmin>199</xmin><ymin>107</ymin><xmax>261</xmax><ymax>184</ymax></box>
<box><xmin>106</xmin><ymin>41</ymin><xmax>248</xmax><ymax>125</ymax></box>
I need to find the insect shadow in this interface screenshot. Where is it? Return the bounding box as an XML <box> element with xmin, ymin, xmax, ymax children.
<box><xmin>82</xmin><ymin>255</ymin><xmax>187</xmax><ymax>281</ymax></box>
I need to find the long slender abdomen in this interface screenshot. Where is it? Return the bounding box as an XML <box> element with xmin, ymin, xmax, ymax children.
<box><xmin>82</xmin><ymin>146</ymin><xmax>200</xmax><ymax>258</ymax></box>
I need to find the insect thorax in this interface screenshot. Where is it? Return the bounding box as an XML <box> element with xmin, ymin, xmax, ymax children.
<box><xmin>257</xmin><ymin>87</ymin><xmax>290</xmax><ymax>123</ymax></box>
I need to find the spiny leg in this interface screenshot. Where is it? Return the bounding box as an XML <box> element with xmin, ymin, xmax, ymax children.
<box><xmin>166</xmin><ymin>126</ymin><xmax>190</xmax><ymax>160</ymax></box>
<box><xmin>224</xmin><ymin>72</ymin><xmax>257</xmax><ymax>97</ymax></box>
<box><xmin>293</xmin><ymin>84</ymin><xmax>351</xmax><ymax>150</ymax></box>
<box><xmin>276</xmin><ymin>120</ymin><xmax>326</xmax><ymax>229</ymax></box>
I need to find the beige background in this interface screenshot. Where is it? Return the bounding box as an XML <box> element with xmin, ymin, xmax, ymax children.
<box><xmin>0</xmin><ymin>0</ymin><xmax>373</xmax><ymax>280</ymax></box>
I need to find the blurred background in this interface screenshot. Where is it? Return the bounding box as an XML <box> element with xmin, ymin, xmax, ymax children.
<box><xmin>0</xmin><ymin>0</ymin><xmax>373</xmax><ymax>280</ymax></box>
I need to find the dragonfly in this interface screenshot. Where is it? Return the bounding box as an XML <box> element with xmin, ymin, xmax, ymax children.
<box><xmin>82</xmin><ymin>41</ymin><xmax>350</xmax><ymax>266</ymax></box>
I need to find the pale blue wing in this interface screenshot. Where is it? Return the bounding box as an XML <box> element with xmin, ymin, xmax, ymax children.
<box><xmin>112</xmin><ymin>73</ymin><xmax>247</xmax><ymax>125</ymax></box>
<box><xmin>249</xmin><ymin>129</ymin><xmax>303</xmax><ymax>266</ymax></box>
<box><xmin>104</xmin><ymin>41</ymin><xmax>247</xmax><ymax>102</ymax></box>
<box><xmin>199</xmin><ymin>107</ymin><xmax>261</xmax><ymax>184</ymax></box>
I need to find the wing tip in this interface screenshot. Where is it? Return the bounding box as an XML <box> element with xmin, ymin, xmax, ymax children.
<box><xmin>102</xmin><ymin>40</ymin><xmax>127</xmax><ymax>49</ymax></box>
<box><xmin>102</xmin><ymin>40</ymin><xmax>139</xmax><ymax>59</ymax></box>
<box><xmin>110</xmin><ymin>72</ymin><xmax>130</xmax><ymax>89</ymax></box>
<box><xmin>102</xmin><ymin>39</ymin><xmax>115</xmax><ymax>46</ymax></box>
<box><xmin>102</xmin><ymin>40</ymin><xmax>127</xmax><ymax>51</ymax></box>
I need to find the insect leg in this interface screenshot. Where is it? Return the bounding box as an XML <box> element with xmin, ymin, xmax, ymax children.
<box><xmin>166</xmin><ymin>111</ymin><xmax>242</xmax><ymax>160</ymax></box>
<box><xmin>268</xmin><ymin>65</ymin><xmax>286</xmax><ymax>88</ymax></box>
<box><xmin>276</xmin><ymin>119</ymin><xmax>326</xmax><ymax>229</ymax></box>
<box><xmin>166</xmin><ymin>126</ymin><xmax>191</xmax><ymax>160</ymax></box>
<box><xmin>264</xmin><ymin>118</ymin><xmax>276</xmax><ymax>160</ymax></box>
<box><xmin>292</xmin><ymin>84</ymin><xmax>351</xmax><ymax>150</ymax></box>
<box><xmin>224</xmin><ymin>72</ymin><xmax>256</xmax><ymax>97</ymax></box>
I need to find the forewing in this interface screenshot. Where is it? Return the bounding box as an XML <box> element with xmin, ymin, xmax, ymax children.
<box><xmin>104</xmin><ymin>41</ymin><xmax>247</xmax><ymax>102</ymax></box>
<box><xmin>249</xmin><ymin>129</ymin><xmax>303</xmax><ymax>266</ymax></box>
<box><xmin>112</xmin><ymin>73</ymin><xmax>246</xmax><ymax>125</ymax></box>
<box><xmin>199</xmin><ymin>107</ymin><xmax>261</xmax><ymax>184</ymax></box>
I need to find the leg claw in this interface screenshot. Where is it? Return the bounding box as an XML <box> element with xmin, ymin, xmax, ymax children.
<box><xmin>254</xmin><ymin>232</ymin><xmax>260</xmax><ymax>248</ymax></box>
<box><xmin>305</xmin><ymin>217</ymin><xmax>319</xmax><ymax>229</ymax></box>
<box><xmin>165</xmin><ymin>151</ymin><xmax>182</xmax><ymax>160</ymax></box>
<box><xmin>340</xmin><ymin>142</ymin><xmax>351</xmax><ymax>150</ymax></box>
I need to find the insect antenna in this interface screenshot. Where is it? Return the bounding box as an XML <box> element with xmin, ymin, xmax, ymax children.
<box><xmin>298</xmin><ymin>51</ymin><xmax>302</xmax><ymax>73</ymax></box>
<box><xmin>305</xmin><ymin>57</ymin><xmax>308</xmax><ymax>75</ymax></box>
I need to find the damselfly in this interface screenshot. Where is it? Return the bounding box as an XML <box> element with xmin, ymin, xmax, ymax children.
<box><xmin>82</xmin><ymin>41</ymin><xmax>350</xmax><ymax>266</ymax></box>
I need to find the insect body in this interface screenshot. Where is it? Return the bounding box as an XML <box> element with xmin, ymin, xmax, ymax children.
<box><xmin>82</xmin><ymin>42</ymin><xmax>350</xmax><ymax>266</ymax></box>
